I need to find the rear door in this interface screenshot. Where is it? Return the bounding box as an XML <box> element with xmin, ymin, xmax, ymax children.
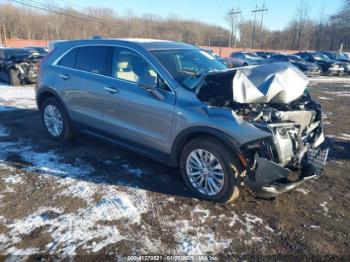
<box><xmin>55</xmin><ymin>46</ymin><xmax>113</xmax><ymax>129</ymax></box>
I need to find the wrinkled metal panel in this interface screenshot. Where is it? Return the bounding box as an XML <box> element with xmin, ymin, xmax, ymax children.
<box><xmin>232</xmin><ymin>62</ymin><xmax>309</xmax><ymax>104</ymax></box>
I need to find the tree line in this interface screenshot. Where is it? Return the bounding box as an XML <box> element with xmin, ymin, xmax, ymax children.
<box><xmin>0</xmin><ymin>1</ymin><xmax>349</xmax><ymax>51</ymax></box>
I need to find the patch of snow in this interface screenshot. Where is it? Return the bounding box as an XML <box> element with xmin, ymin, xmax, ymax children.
<box><xmin>319</xmin><ymin>201</ymin><xmax>329</xmax><ymax>216</ymax></box>
<box><xmin>310</xmin><ymin>225</ymin><xmax>320</xmax><ymax>229</ymax></box>
<box><xmin>122</xmin><ymin>163</ymin><xmax>144</xmax><ymax>178</ymax></box>
<box><xmin>295</xmin><ymin>188</ymin><xmax>310</xmax><ymax>195</ymax></box>
<box><xmin>2</xmin><ymin>173</ymin><xmax>24</xmax><ymax>185</ymax></box>
<box><xmin>0</xmin><ymin>86</ymin><xmax>36</xmax><ymax>110</ymax></box>
<box><xmin>318</xmin><ymin>96</ymin><xmax>333</xmax><ymax>100</ymax></box>
<box><xmin>310</xmin><ymin>76</ymin><xmax>350</xmax><ymax>83</ymax></box>
<box><xmin>327</xmin><ymin>134</ymin><xmax>350</xmax><ymax>141</ymax></box>
<box><xmin>0</xmin><ymin>137</ymin><xmax>152</xmax><ymax>255</ymax></box>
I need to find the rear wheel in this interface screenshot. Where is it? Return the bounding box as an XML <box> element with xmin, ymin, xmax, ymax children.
<box><xmin>180</xmin><ymin>137</ymin><xmax>242</xmax><ymax>203</ymax></box>
<box><xmin>40</xmin><ymin>97</ymin><xmax>73</xmax><ymax>141</ymax></box>
<box><xmin>8</xmin><ymin>69</ymin><xmax>20</xmax><ymax>86</ymax></box>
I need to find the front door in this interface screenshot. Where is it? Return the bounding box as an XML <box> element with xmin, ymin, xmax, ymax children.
<box><xmin>102</xmin><ymin>47</ymin><xmax>176</xmax><ymax>154</ymax></box>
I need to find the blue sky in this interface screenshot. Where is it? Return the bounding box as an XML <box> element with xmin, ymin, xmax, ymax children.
<box><xmin>6</xmin><ymin>0</ymin><xmax>345</xmax><ymax>31</ymax></box>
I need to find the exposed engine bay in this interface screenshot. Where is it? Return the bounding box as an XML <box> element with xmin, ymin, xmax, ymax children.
<box><xmin>232</xmin><ymin>92</ymin><xmax>323</xmax><ymax>168</ymax></box>
<box><xmin>195</xmin><ymin>63</ymin><xmax>328</xmax><ymax>197</ymax></box>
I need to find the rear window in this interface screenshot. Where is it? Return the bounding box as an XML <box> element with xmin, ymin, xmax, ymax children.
<box><xmin>75</xmin><ymin>46</ymin><xmax>110</xmax><ymax>76</ymax></box>
<box><xmin>58</xmin><ymin>48</ymin><xmax>77</xmax><ymax>68</ymax></box>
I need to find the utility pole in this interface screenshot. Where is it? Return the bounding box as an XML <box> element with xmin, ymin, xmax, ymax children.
<box><xmin>251</xmin><ymin>4</ymin><xmax>267</xmax><ymax>49</ymax></box>
<box><xmin>228</xmin><ymin>7</ymin><xmax>241</xmax><ymax>48</ymax></box>
<box><xmin>258</xmin><ymin>3</ymin><xmax>268</xmax><ymax>49</ymax></box>
<box><xmin>2</xmin><ymin>24</ymin><xmax>6</xmax><ymax>47</ymax></box>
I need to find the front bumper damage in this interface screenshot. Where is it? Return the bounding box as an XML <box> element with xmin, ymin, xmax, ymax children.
<box><xmin>245</xmin><ymin>148</ymin><xmax>328</xmax><ymax>198</ymax></box>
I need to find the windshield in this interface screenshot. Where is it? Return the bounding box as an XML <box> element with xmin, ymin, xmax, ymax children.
<box><xmin>313</xmin><ymin>53</ymin><xmax>332</xmax><ymax>62</ymax></box>
<box><xmin>245</xmin><ymin>52</ymin><xmax>259</xmax><ymax>58</ymax></box>
<box><xmin>287</xmin><ymin>55</ymin><xmax>304</xmax><ymax>62</ymax></box>
<box><xmin>151</xmin><ymin>49</ymin><xmax>227</xmax><ymax>89</ymax></box>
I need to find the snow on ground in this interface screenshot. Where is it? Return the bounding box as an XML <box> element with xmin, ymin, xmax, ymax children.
<box><xmin>0</xmin><ymin>86</ymin><xmax>36</xmax><ymax>110</ymax></box>
<box><xmin>309</xmin><ymin>76</ymin><xmax>350</xmax><ymax>84</ymax></box>
<box><xmin>327</xmin><ymin>134</ymin><xmax>350</xmax><ymax>141</ymax></box>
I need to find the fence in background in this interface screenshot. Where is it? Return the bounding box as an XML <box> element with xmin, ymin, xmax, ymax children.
<box><xmin>1</xmin><ymin>39</ymin><xmax>48</xmax><ymax>48</ymax></box>
<box><xmin>1</xmin><ymin>39</ymin><xmax>301</xmax><ymax>56</ymax></box>
<box><xmin>200</xmin><ymin>46</ymin><xmax>298</xmax><ymax>57</ymax></box>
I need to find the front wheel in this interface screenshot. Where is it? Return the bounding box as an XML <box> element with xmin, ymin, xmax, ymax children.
<box><xmin>8</xmin><ymin>69</ymin><xmax>20</xmax><ymax>86</ymax></box>
<box><xmin>180</xmin><ymin>137</ymin><xmax>242</xmax><ymax>203</ymax></box>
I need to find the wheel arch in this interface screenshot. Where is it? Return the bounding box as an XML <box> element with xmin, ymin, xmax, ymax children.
<box><xmin>169</xmin><ymin>126</ymin><xmax>244</xmax><ymax>168</ymax></box>
<box><xmin>36</xmin><ymin>87</ymin><xmax>66</xmax><ymax>111</ymax></box>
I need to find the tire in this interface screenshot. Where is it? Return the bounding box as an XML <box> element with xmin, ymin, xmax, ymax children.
<box><xmin>243</xmin><ymin>63</ymin><xmax>248</xmax><ymax>66</ymax></box>
<box><xmin>180</xmin><ymin>136</ymin><xmax>242</xmax><ymax>203</ymax></box>
<box><xmin>40</xmin><ymin>97</ymin><xmax>73</xmax><ymax>141</ymax></box>
<box><xmin>8</xmin><ymin>69</ymin><xmax>20</xmax><ymax>86</ymax></box>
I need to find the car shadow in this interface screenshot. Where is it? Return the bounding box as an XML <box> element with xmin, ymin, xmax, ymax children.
<box><xmin>324</xmin><ymin>136</ymin><xmax>350</xmax><ymax>161</ymax></box>
<box><xmin>0</xmin><ymin>107</ymin><xmax>197</xmax><ymax>200</ymax></box>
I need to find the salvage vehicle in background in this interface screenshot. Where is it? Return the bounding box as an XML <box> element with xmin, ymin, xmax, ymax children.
<box><xmin>294</xmin><ymin>51</ymin><xmax>344</xmax><ymax>75</ymax></box>
<box><xmin>255</xmin><ymin>51</ymin><xmax>276</xmax><ymax>58</ymax></box>
<box><xmin>319</xmin><ymin>51</ymin><xmax>350</xmax><ymax>74</ymax></box>
<box><xmin>36</xmin><ymin>39</ymin><xmax>328</xmax><ymax>203</ymax></box>
<box><xmin>0</xmin><ymin>48</ymin><xmax>41</xmax><ymax>85</ymax></box>
<box><xmin>269</xmin><ymin>54</ymin><xmax>321</xmax><ymax>76</ymax></box>
<box><xmin>227</xmin><ymin>51</ymin><xmax>266</xmax><ymax>68</ymax></box>
<box><xmin>201</xmin><ymin>48</ymin><xmax>228</xmax><ymax>67</ymax></box>
<box><xmin>26</xmin><ymin>46</ymin><xmax>49</xmax><ymax>56</ymax></box>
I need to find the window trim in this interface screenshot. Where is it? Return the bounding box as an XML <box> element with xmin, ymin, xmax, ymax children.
<box><xmin>52</xmin><ymin>44</ymin><xmax>175</xmax><ymax>94</ymax></box>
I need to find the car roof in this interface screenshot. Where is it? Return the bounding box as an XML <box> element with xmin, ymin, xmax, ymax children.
<box><xmin>55</xmin><ymin>38</ymin><xmax>196</xmax><ymax>51</ymax></box>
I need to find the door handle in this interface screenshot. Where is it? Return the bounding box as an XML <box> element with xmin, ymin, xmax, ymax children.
<box><xmin>59</xmin><ymin>74</ymin><xmax>70</xmax><ymax>80</ymax></box>
<box><xmin>104</xmin><ymin>86</ymin><xmax>119</xmax><ymax>94</ymax></box>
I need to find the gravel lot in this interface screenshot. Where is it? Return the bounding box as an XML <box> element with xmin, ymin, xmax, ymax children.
<box><xmin>0</xmin><ymin>77</ymin><xmax>349</xmax><ymax>260</ymax></box>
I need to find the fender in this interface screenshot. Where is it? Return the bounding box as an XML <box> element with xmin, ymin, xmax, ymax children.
<box><xmin>36</xmin><ymin>86</ymin><xmax>69</xmax><ymax>117</ymax></box>
<box><xmin>169</xmin><ymin>126</ymin><xmax>244</xmax><ymax>167</ymax></box>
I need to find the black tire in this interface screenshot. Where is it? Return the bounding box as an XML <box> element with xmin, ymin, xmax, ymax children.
<box><xmin>180</xmin><ymin>136</ymin><xmax>242</xmax><ymax>203</ymax></box>
<box><xmin>8</xmin><ymin>69</ymin><xmax>20</xmax><ymax>86</ymax></box>
<box><xmin>243</xmin><ymin>63</ymin><xmax>248</xmax><ymax>66</ymax></box>
<box><xmin>40</xmin><ymin>97</ymin><xmax>73</xmax><ymax>141</ymax></box>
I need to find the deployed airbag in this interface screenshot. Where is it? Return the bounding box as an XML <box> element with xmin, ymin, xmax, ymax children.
<box><xmin>233</xmin><ymin>62</ymin><xmax>308</xmax><ymax>103</ymax></box>
<box><xmin>197</xmin><ymin>62</ymin><xmax>309</xmax><ymax>105</ymax></box>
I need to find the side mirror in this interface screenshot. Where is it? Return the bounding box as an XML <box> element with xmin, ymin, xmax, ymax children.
<box><xmin>138</xmin><ymin>80</ymin><xmax>164</xmax><ymax>101</ymax></box>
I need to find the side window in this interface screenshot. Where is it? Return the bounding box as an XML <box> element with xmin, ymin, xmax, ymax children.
<box><xmin>58</xmin><ymin>48</ymin><xmax>78</xmax><ymax>68</ymax></box>
<box><xmin>75</xmin><ymin>46</ymin><xmax>110</xmax><ymax>76</ymax></box>
<box><xmin>111</xmin><ymin>47</ymin><xmax>170</xmax><ymax>92</ymax></box>
<box><xmin>112</xmin><ymin>47</ymin><xmax>156</xmax><ymax>84</ymax></box>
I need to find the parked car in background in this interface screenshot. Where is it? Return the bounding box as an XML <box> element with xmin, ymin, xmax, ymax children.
<box><xmin>27</xmin><ymin>46</ymin><xmax>49</xmax><ymax>56</ymax></box>
<box><xmin>255</xmin><ymin>51</ymin><xmax>276</xmax><ymax>58</ymax></box>
<box><xmin>294</xmin><ymin>51</ymin><xmax>344</xmax><ymax>75</ymax></box>
<box><xmin>36</xmin><ymin>38</ymin><xmax>328</xmax><ymax>203</ymax></box>
<box><xmin>319</xmin><ymin>51</ymin><xmax>350</xmax><ymax>74</ymax></box>
<box><xmin>201</xmin><ymin>48</ymin><xmax>228</xmax><ymax>67</ymax></box>
<box><xmin>227</xmin><ymin>51</ymin><xmax>266</xmax><ymax>68</ymax></box>
<box><xmin>0</xmin><ymin>48</ymin><xmax>40</xmax><ymax>85</ymax></box>
<box><xmin>269</xmin><ymin>54</ymin><xmax>321</xmax><ymax>76</ymax></box>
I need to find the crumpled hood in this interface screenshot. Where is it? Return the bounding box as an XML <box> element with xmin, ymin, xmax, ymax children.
<box><xmin>196</xmin><ymin>62</ymin><xmax>309</xmax><ymax>105</ymax></box>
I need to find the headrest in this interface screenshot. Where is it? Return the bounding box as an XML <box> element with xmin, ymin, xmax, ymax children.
<box><xmin>116</xmin><ymin>54</ymin><xmax>132</xmax><ymax>71</ymax></box>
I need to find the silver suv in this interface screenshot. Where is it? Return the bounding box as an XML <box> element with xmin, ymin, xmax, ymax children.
<box><xmin>36</xmin><ymin>39</ymin><xmax>328</xmax><ymax>203</ymax></box>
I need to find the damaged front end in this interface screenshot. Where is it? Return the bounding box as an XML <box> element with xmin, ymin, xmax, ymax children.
<box><xmin>238</xmin><ymin>95</ymin><xmax>328</xmax><ymax>198</ymax></box>
<box><xmin>196</xmin><ymin>62</ymin><xmax>329</xmax><ymax>197</ymax></box>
